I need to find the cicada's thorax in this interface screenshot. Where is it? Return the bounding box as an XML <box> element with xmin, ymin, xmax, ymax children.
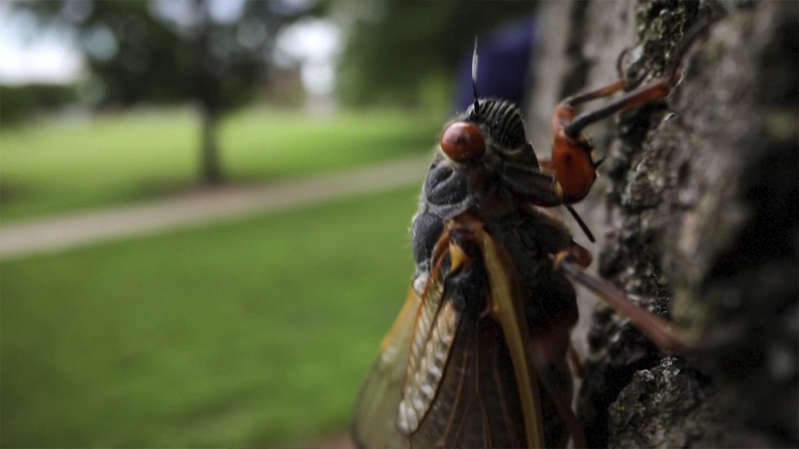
<box><xmin>405</xmin><ymin>99</ymin><xmax>580</xmax><ymax>448</ymax></box>
<box><xmin>411</xmin><ymin>99</ymin><xmax>576</xmax><ymax>304</ymax></box>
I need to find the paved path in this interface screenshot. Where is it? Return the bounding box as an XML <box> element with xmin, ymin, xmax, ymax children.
<box><xmin>0</xmin><ymin>154</ymin><xmax>431</xmax><ymax>261</ymax></box>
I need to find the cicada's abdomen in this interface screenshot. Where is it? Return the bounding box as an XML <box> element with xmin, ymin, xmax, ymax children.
<box><xmin>404</xmin><ymin>213</ymin><xmax>579</xmax><ymax>448</ymax></box>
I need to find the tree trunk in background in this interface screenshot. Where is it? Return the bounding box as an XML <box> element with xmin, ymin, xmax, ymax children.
<box><xmin>526</xmin><ymin>1</ymin><xmax>797</xmax><ymax>447</ymax></box>
<box><xmin>199</xmin><ymin>105</ymin><xmax>223</xmax><ymax>184</ymax></box>
<box><xmin>195</xmin><ymin>0</ymin><xmax>224</xmax><ymax>185</ymax></box>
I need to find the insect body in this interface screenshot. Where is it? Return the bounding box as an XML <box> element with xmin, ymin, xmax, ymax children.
<box><xmin>352</xmin><ymin>29</ymin><xmax>706</xmax><ymax>448</ymax></box>
<box><xmin>352</xmin><ymin>96</ymin><xmax>586</xmax><ymax>448</ymax></box>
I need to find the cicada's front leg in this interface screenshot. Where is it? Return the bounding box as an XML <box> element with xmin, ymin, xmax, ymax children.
<box><xmin>545</xmin><ymin>17</ymin><xmax>713</xmax><ymax>205</ymax></box>
<box><xmin>547</xmin><ymin>75</ymin><xmax>678</xmax><ymax>205</ymax></box>
<box><xmin>519</xmin><ymin>70</ymin><xmax>681</xmax><ymax>240</ymax></box>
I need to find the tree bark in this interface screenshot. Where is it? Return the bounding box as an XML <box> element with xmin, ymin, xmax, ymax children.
<box><xmin>526</xmin><ymin>1</ymin><xmax>798</xmax><ymax>447</ymax></box>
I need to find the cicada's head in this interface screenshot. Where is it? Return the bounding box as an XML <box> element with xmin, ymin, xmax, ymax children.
<box><xmin>439</xmin><ymin>98</ymin><xmax>537</xmax><ymax>169</ymax></box>
<box><xmin>433</xmin><ymin>98</ymin><xmax>552</xmax><ymax>214</ymax></box>
<box><xmin>429</xmin><ymin>37</ymin><xmax>545</xmax><ymax>209</ymax></box>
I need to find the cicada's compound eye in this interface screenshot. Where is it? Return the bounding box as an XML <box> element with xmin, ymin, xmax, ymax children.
<box><xmin>440</xmin><ymin>121</ymin><xmax>485</xmax><ymax>162</ymax></box>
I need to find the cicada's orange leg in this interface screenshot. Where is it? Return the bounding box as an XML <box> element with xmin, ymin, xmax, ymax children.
<box><xmin>548</xmin><ymin>75</ymin><xmax>680</xmax><ymax>205</ymax></box>
<box><xmin>560</xmin><ymin>79</ymin><xmax>628</xmax><ymax>109</ymax></box>
<box><xmin>548</xmin><ymin>16</ymin><xmax>714</xmax><ymax>205</ymax></box>
<box><xmin>554</xmin><ymin>250</ymin><xmax>743</xmax><ymax>356</ymax></box>
<box><xmin>553</xmin><ymin>251</ymin><xmax>693</xmax><ymax>353</ymax></box>
<box><xmin>542</xmin><ymin>65</ymin><xmax>687</xmax><ymax>244</ymax></box>
<box><xmin>561</xmin><ymin>77</ymin><xmax>675</xmax><ymax>139</ymax></box>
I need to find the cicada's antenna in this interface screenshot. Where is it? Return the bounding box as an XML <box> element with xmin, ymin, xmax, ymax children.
<box><xmin>472</xmin><ymin>37</ymin><xmax>480</xmax><ymax>113</ymax></box>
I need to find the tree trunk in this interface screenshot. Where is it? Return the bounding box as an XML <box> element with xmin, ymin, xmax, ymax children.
<box><xmin>195</xmin><ymin>0</ymin><xmax>223</xmax><ymax>185</ymax></box>
<box><xmin>199</xmin><ymin>104</ymin><xmax>223</xmax><ymax>185</ymax></box>
<box><xmin>526</xmin><ymin>1</ymin><xmax>797</xmax><ymax>447</ymax></box>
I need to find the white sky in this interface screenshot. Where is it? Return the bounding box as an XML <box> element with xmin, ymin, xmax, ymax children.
<box><xmin>276</xmin><ymin>19</ymin><xmax>341</xmax><ymax>95</ymax></box>
<box><xmin>0</xmin><ymin>1</ymin><xmax>341</xmax><ymax>95</ymax></box>
<box><xmin>0</xmin><ymin>4</ymin><xmax>83</xmax><ymax>84</ymax></box>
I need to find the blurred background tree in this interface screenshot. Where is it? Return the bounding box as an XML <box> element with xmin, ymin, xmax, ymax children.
<box><xmin>12</xmin><ymin>0</ymin><xmax>321</xmax><ymax>183</ymax></box>
<box><xmin>0</xmin><ymin>1</ymin><xmax>546</xmax><ymax>447</ymax></box>
<box><xmin>334</xmin><ymin>0</ymin><xmax>537</xmax><ymax>112</ymax></box>
<box><xmin>7</xmin><ymin>0</ymin><xmax>539</xmax><ymax>185</ymax></box>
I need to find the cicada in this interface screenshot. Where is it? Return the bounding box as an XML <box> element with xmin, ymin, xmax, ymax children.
<box><xmin>351</xmin><ymin>36</ymin><xmax>703</xmax><ymax>448</ymax></box>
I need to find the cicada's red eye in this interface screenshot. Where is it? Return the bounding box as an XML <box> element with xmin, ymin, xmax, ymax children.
<box><xmin>440</xmin><ymin>121</ymin><xmax>485</xmax><ymax>161</ymax></box>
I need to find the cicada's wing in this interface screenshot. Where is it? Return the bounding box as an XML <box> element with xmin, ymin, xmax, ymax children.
<box><xmin>352</xmin><ymin>221</ymin><xmax>542</xmax><ymax>448</ymax></box>
<box><xmin>351</xmin><ymin>246</ymin><xmax>455</xmax><ymax>449</ymax></box>
<box><xmin>350</xmin><ymin>287</ymin><xmax>422</xmax><ymax>449</ymax></box>
<box><xmin>353</xmin><ymin>214</ymin><xmax>577</xmax><ymax>449</ymax></box>
<box><xmin>467</xmin><ymin>216</ymin><xmax>586</xmax><ymax>449</ymax></box>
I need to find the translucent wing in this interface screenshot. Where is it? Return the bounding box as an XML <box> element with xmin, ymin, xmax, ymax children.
<box><xmin>394</xmin><ymin>216</ymin><xmax>545</xmax><ymax>448</ymax></box>
<box><xmin>350</xmin><ymin>285</ymin><xmax>425</xmax><ymax>449</ymax></box>
<box><xmin>351</xmin><ymin>251</ymin><xmax>456</xmax><ymax>449</ymax></box>
<box><xmin>397</xmin><ymin>271</ymin><xmax>459</xmax><ymax>436</ymax></box>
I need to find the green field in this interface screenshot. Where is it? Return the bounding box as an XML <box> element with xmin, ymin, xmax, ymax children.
<box><xmin>0</xmin><ymin>107</ymin><xmax>438</xmax><ymax>221</ymax></box>
<box><xmin>1</xmin><ymin>185</ymin><xmax>420</xmax><ymax>447</ymax></box>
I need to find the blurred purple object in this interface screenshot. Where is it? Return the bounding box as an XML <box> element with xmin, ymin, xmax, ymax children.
<box><xmin>455</xmin><ymin>18</ymin><xmax>536</xmax><ymax>111</ymax></box>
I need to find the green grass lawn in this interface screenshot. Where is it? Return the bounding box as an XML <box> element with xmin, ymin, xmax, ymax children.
<box><xmin>0</xmin><ymin>107</ymin><xmax>439</xmax><ymax>221</ymax></box>
<box><xmin>1</xmin><ymin>186</ymin><xmax>421</xmax><ymax>447</ymax></box>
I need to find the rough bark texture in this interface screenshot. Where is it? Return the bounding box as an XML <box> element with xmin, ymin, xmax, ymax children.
<box><xmin>526</xmin><ymin>1</ymin><xmax>798</xmax><ymax>447</ymax></box>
